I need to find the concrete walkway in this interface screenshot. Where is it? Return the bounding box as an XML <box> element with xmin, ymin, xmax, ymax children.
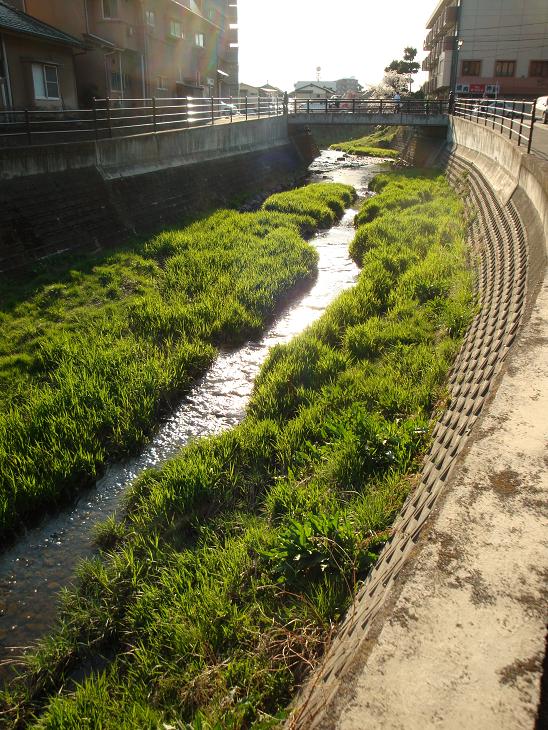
<box><xmin>334</xmin><ymin>259</ymin><xmax>548</xmax><ymax>729</ymax></box>
<box><xmin>290</xmin><ymin>144</ymin><xmax>548</xmax><ymax>729</ymax></box>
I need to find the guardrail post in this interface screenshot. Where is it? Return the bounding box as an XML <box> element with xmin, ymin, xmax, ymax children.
<box><xmin>325</xmin><ymin>97</ymin><xmax>328</xmax><ymax>114</ymax></box>
<box><xmin>245</xmin><ymin>96</ymin><xmax>248</xmax><ymax>120</ymax></box>
<box><xmin>152</xmin><ymin>97</ymin><xmax>157</xmax><ymax>132</ymax></box>
<box><xmin>380</xmin><ymin>99</ymin><xmax>383</xmax><ymax>114</ymax></box>
<box><xmin>258</xmin><ymin>96</ymin><xmax>261</xmax><ymax>118</ymax></box>
<box><xmin>92</xmin><ymin>97</ymin><xmax>98</xmax><ymax>140</ymax></box>
<box><xmin>210</xmin><ymin>97</ymin><xmax>214</xmax><ymax>125</ymax></box>
<box><xmin>229</xmin><ymin>95</ymin><xmax>233</xmax><ymax>122</ymax></box>
<box><xmin>294</xmin><ymin>97</ymin><xmax>297</xmax><ymax>115</ymax></box>
<box><xmin>517</xmin><ymin>101</ymin><xmax>524</xmax><ymax>146</ymax></box>
<box><xmin>527</xmin><ymin>105</ymin><xmax>536</xmax><ymax>154</ymax></box>
<box><xmin>352</xmin><ymin>97</ymin><xmax>356</xmax><ymax>114</ymax></box>
<box><xmin>24</xmin><ymin>109</ymin><xmax>31</xmax><ymax>145</ymax></box>
<box><xmin>509</xmin><ymin>101</ymin><xmax>515</xmax><ymax>139</ymax></box>
<box><xmin>307</xmin><ymin>98</ymin><xmax>310</xmax><ymax>114</ymax></box>
<box><xmin>106</xmin><ymin>96</ymin><xmax>112</xmax><ymax>138</ymax></box>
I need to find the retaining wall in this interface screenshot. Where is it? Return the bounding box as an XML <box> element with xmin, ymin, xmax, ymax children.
<box><xmin>0</xmin><ymin>117</ymin><xmax>314</xmax><ymax>272</ymax></box>
<box><xmin>447</xmin><ymin>116</ymin><xmax>548</xmax><ymax>244</ymax></box>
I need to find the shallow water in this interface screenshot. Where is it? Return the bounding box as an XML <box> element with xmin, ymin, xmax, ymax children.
<box><xmin>0</xmin><ymin>151</ymin><xmax>384</xmax><ymax>676</ymax></box>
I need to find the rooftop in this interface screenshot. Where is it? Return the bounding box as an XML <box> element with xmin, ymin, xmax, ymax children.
<box><xmin>0</xmin><ymin>0</ymin><xmax>84</xmax><ymax>47</ymax></box>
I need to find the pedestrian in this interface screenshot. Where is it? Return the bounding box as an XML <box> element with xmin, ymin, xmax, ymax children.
<box><xmin>393</xmin><ymin>91</ymin><xmax>401</xmax><ymax>112</ymax></box>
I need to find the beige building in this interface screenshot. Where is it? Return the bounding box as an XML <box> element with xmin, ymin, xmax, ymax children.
<box><xmin>1</xmin><ymin>0</ymin><xmax>238</xmax><ymax>109</ymax></box>
<box><xmin>423</xmin><ymin>0</ymin><xmax>548</xmax><ymax>99</ymax></box>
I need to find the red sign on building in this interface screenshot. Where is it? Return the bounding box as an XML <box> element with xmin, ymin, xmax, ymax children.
<box><xmin>470</xmin><ymin>84</ymin><xmax>486</xmax><ymax>94</ymax></box>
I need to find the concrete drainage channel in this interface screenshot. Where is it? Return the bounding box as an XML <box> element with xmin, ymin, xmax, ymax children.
<box><xmin>289</xmin><ymin>152</ymin><xmax>534</xmax><ymax>728</ymax></box>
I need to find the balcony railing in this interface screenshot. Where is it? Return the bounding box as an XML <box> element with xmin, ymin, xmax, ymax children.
<box><xmin>0</xmin><ymin>95</ymin><xmax>284</xmax><ymax>147</ymax></box>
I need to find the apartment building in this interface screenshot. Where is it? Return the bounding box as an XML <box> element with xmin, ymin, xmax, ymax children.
<box><xmin>335</xmin><ymin>77</ymin><xmax>361</xmax><ymax>95</ymax></box>
<box><xmin>1</xmin><ymin>0</ymin><xmax>238</xmax><ymax>108</ymax></box>
<box><xmin>422</xmin><ymin>0</ymin><xmax>548</xmax><ymax>99</ymax></box>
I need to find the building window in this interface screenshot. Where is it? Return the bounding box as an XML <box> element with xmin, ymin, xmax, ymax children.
<box><xmin>169</xmin><ymin>20</ymin><xmax>183</xmax><ymax>38</ymax></box>
<box><xmin>102</xmin><ymin>0</ymin><xmax>119</xmax><ymax>19</ymax></box>
<box><xmin>495</xmin><ymin>60</ymin><xmax>515</xmax><ymax>77</ymax></box>
<box><xmin>529</xmin><ymin>60</ymin><xmax>548</xmax><ymax>77</ymax></box>
<box><xmin>110</xmin><ymin>70</ymin><xmax>123</xmax><ymax>93</ymax></box>
<box><xmin>461</xmin><ymin>60</ymin><xmax>481</xmax><ymax>76</ymax></box>
<box><xmin>145</xmin><ymin>10</ymin><xmax>155</xmax><ymax>27</ymax></box>
<box><xmin>195</xmin><ymin>33</ymin><xmax>205</xmax><ymax>47</ymax></box>
<box><xmin>32</xmin><ymin>63</ymin><xmax>59</xmax><ymax>100</ymax></box>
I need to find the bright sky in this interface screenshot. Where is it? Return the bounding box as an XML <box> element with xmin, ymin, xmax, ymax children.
<box><xmin>237</xmin><ymin>0</ymin><xmax>436</xmax><ymax>92</ymax></box>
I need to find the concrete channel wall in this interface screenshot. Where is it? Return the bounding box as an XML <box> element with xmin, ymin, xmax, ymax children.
<box><xmin>0</xmin><ymin>117</ymin><xmax>315</xmax><ymax>272</ymax></box>
<box><xmin>447</xmin><ymin>116</ymin><xmax>548</xmax><ymax>245</ymax></box>
<box><xmin>0</xmin><ymin>116</ymin><xmax>290</xmax><ymax>181</ymax></box>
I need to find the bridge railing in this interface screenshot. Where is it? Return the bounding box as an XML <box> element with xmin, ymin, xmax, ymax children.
<box><xmin>289</xmin><ymin>98</ymin><xmax>449</xmax><ymax>116</ymax></box>
<box><xmin>0</xmin><ymin>95</ymin><xmax>284</xmax><ymax>148</ymax></box>
<box><xmin>452</xmin><ymin>98</ymin><xmax>537</xmax><ymax>153</ymax></box>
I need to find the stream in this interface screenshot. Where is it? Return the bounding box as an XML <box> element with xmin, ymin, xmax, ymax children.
<box><xmin>0</xmin><ymin>151</ymin><xmax>385</xmax><ymax>679</ymax></box>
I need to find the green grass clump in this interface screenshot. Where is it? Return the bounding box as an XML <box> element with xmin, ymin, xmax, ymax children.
<box><xmin>263</xmin><ymin>183</ymin><xmax>355</xmax><ymax>228</ymax></box>
<box><xmin>0</xmin><ymin>184</ymin><xmax>354</xmax><ymax>537</ymax></box>
<box><xmin>0</xmin><ymin>171</ymin><xmax>474</xmax><ymax>728</ymax></box>
<box><xmin>330</xmin><ymin>126</ymin><xmax>400</xmax><ymax>158</ymax></box>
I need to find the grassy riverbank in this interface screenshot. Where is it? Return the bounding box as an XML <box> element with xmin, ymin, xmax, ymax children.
<box><xmin>0</xmin><ymin>183</ymin><xmax>354</xmax><ymax>538</ymax></box>
<box><xmin>330</xmin><ymin>126</ymin><xmax>400</xmax><ymax>158</ymax></box>
<box><xmin>0</xmin><ymin>170</ymin><xmax>474</xmax><ymax>728</ymax></box>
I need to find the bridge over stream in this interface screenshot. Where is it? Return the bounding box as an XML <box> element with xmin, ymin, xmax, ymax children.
<box><xmin>288</xmin><ymin>98</ymin><xmax>449</xmax><ymax>129</ymax></box>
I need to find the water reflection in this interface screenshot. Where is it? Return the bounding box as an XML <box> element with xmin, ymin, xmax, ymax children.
<box><xmin>0</xmin><ymin>152</ymin><xmax>383</xmax><ymax>673</ymax></box>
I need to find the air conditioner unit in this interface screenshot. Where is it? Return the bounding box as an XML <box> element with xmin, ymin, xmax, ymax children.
<box><xmin>485</xmin><ymin>84</ymin><xmax>499</xmax><ymax>94</ymax></box>
<box><xmin>455</xmin><ymin>83</ymin><xmax>470</xmax><ymax>93</ymax></box>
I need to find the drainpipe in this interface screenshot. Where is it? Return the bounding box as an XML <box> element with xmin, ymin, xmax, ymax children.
<box><xmin>139</xmin><ymin>0</ymin><xmax>149</xmax><ymax>98</ymax></box>
<box><xmin>119</xmin><ymin>50</ymin><xmax>123</xmax><ymax>101</ymax></box>
<box><xmin>140</xmin><ymin>53</ymin><xmax>146</xmax><ymax>99</ymax></box>
<box><xmin>449</xmin><ymin>0</ymin><xmax>462</xmax><ymax>97</ymax></box>
<box><xmin>84</xmin><ymin>0</ymin><xmax>90</xmax><ymax>34</ymax></box>
<box><xmin>104</xmin><ymin>50</ymin><xmax>116</xmax><ymax>98</ymax></box>
<box><xmin>0</xmin><ymin>34</ymin><xmax>13</xmax><ymax>110</ymax></box>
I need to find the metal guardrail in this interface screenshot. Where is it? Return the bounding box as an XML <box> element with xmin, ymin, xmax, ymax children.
<box><xmin>289</xmin><ymin>98</ymin><xmax>449</xmax><ymax>116</ymax></box>
<box><xmin>452</xmin><ymin>97</ymin><xmax>537</xmax><ymax>154</ymax></box>
<box><xmin>0</xmin><ymin>95</ymin><xmax>284</xmax><ymax>147</ymax></box>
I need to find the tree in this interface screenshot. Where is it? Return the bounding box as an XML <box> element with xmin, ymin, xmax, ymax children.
<box><xmin>384</xmin><ymin>47</ymin><xmax>420</xmax><ymax>92</ymax></box>
<box><xmin>369</xmin><ymin>70</ymin><xmax>409</xmax><ymax>98</ymax></box>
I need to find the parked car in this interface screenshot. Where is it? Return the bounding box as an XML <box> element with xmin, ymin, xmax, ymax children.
<box><xmin>218</xmin><ymin>101</ymin><xmax>241</xmax><ymax>117</ymax></box>
<box><xmin>535</xmin><ymin>95</ymin><xmax>548</xmax><ymax>123</ymax></box>
<box><xmin>472</xmin><ymin>100</ymin><xmax>521</xmax><ymax>119</ymax></box>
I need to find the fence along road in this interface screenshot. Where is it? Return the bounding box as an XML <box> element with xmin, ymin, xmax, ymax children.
<box><xmin>0</xmin><ymin>95</ymin><xmax>284</xmax><ymax>147</ymax></box>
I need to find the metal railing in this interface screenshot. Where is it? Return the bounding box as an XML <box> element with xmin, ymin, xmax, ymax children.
<box><xmin>452</xmin><ymin>97</ymin><xmax>537</xmax><ymax>153</ymax></box>
<box><xmin>289</xmin><ymin>98</ymin><xmax>449</xmax><ymax>115</ymax></box>
<box><xmin>0</xmin><ymin>95</ymin><xmax>284</xmax><ymax>147</ymax></box>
